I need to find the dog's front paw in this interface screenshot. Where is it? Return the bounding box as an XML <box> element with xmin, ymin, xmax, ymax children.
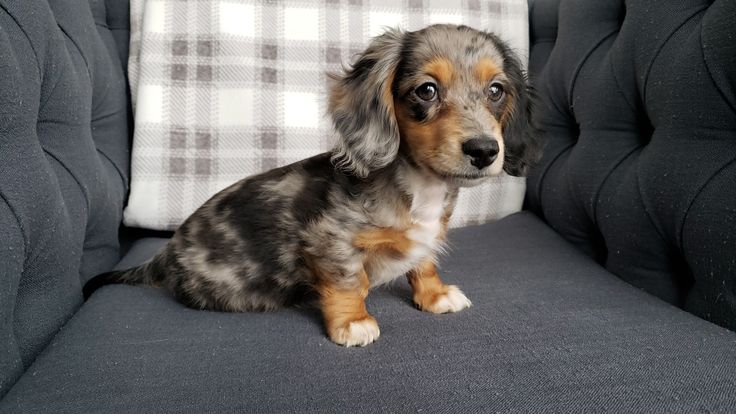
<box><xmin>416</xmin><ymin>285</ymin><xmax>472</xmax><ymax>314</ymax></box>
<box><xmin>328</xmin><ymin>316</ymin><xmax>381</xmax><ymax>347</ymax></box>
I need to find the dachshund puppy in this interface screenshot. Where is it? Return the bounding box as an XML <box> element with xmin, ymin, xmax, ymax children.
<box><xmin>85</xmin><ymin>24</ymin><xmax>540</xmax><ymax>347</ymax></box>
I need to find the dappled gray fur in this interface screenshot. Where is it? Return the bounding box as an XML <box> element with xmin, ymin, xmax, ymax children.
<box><xmin>329</xmin><ymin>28</ymin><xmax>404</xmax><ymax>178</ymax></box>
<box><xmin>85</xmin><ymin>24</ymin><xmax>539</xmax><ymax>313</ymax></box>
<box><xmin>93</xmin><ymin>154</ymin><xmax>458</xmax><ymax>311</ymax></box>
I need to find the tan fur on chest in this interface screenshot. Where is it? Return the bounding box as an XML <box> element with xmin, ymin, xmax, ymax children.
<box><xmin>354</xmin><ymin>228</ymin><xmax>414</xmax><ymax>258</ymax></box>
<box><xmin>354</xmin><ymin>223</ymin><xmax>443</xmax><ymax>287</ymax></box>
<box><xmin>354</xmin><ymin>180</ymin><xmax>449</xmax><ymax>287</ymax></box>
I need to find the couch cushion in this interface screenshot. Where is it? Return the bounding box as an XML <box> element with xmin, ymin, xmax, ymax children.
<box><xmin>2</xmin><ymin>212</ymin><xmax>734</xmax><ymax>412</ymax></box>
<box><xmin>0</xmin><ymin>0</ymin><xmax>130</xmax><ymax>396</ymax></box>
<box><xmin>527</xmin><ymin>0</ymin><xmax>736</xmax><ymax>330</ymax></box>
<box><xmin>123</xmin><ymin>0</ymin><xmax>530</xmax><ymax>231</ymax></box>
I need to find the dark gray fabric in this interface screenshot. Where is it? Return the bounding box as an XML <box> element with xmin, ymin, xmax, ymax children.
<box><xmin>2</xmin><ymin>0</ymin><xmax>734</xmax><ymax>409</ymax></box>
<box><xmin>113</xmin><ymin>237</ymin><xmax>168</xmax><ymax>271</ymax></box>
<box><xmin>526</xmin><ymin>0</ymin><xmax>736</xmax><ymax>330</ymax></box>
<box><xmin>0</xmin><ymin>0</ymin><xmax>129</xmax><ymax>396</ymax></box>
<box><xmin>527</xmin><ymin>0</ymin><xmax>558</xmax><ymax>78</ymax></box>
<box><xmin>2</xmin><ymin>213</ymin><xmax>735</xmax><ymax>413</ymax></box>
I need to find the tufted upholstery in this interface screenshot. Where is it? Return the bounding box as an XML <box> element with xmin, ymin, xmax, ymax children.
<box><xmin>1</xmin><ymin>0</ymin><xmax>736</xmax><ymax>410</ymax></box>
<box><xmin>0</xmin><ymin>0</ymin><xmax>130</xmax><ymax>396</ymax></box>
<box><xmin>527</xmin><ymin>0</ymin><xmax>736</xmax><ymax>330</ymax></box>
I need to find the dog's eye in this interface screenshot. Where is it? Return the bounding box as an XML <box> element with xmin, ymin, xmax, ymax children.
<box><xmin>415</xmin><ymin>82</ymin><xmax>438</xmax><ymax>102</ymax></box>
<box><xmin>489</xmin><ymin>83</ymin><xmax>505</xmax><ymax>102</ymax></box>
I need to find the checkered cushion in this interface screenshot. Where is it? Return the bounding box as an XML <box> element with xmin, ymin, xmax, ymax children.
<box><xmin>125</xmin><ymin>0</ymin><xmax>529</xmax><ymax>230</ymax></box>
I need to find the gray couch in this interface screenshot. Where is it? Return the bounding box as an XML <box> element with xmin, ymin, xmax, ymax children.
<box><xmin>1</xmin><ymin>0</ymin><xmax>734</xmax><ymax>412</ymax></box>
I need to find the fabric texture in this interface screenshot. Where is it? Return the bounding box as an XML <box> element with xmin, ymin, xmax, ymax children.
<box><xmin>3</xmin><ymin>212</ymin><xmax>736</xmax><ymax>413</ymax></box>
<box><xmin>526</xmin><ymin>0</ymin><xmax>736</xmax><ymax>330</ymax></box>
<box><xmin>0</xmin><ymin>0</ymin><xmax>130</xmax><ymax>397</ymax></box>
<box><xmin>124</xmin><ymin>0</ymin><xmax>530</xmax><ymax>230</ymax></box>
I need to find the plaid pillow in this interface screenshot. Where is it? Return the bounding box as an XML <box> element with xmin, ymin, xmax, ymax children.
<box><xmin>126</xmin><ymin>0</ymin><xmax>529</xmax><ymax>230</ymax></box>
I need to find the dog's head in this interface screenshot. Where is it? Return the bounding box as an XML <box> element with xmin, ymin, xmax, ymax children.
<box><xmin>329</xmin><ymin>24</ymin><xmax>540</xmax><ymax>184</ymax></box>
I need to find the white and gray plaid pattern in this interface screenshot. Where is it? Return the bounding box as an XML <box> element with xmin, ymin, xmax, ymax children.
<box><xmin>125</xmin><ymin>0</ymin><xmax>529</xmax><ymax>230</ymax></box>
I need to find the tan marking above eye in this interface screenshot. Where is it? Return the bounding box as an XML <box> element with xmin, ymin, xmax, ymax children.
<box><xmin>423</xmin><ymin>57</ymin><xmax>455</xmax><ymax>86</ymax></box>
<box><xmin>474</xmin><ymin>58</ymin><xmax>501</xmax><ymax>83</ymax></box>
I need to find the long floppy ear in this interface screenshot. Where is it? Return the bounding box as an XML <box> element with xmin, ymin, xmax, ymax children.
<box><xmin>329</xmin><ymin>29</ymin><xmax>405</xmax><ymax>178</ymax></box>
<box><xmin>498</xmin><ymin>46</ymin><xmax>542</xmax><ymax>177</ymax></box>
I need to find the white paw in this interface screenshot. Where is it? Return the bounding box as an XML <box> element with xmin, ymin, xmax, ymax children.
<box><xmin>330</xmin><ymin>317</ymin><xmax>381</xmax><ymax>347</ymax></box>
<box><xmin>425</xmin><ymin>285</ymin><xmax>472</xmax><ymax>314</ymax></box>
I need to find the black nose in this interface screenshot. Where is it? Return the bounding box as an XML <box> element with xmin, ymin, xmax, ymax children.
<box><xmin>461</xmin><ymin>137</ymin><xmax>499</xmax><ymax>169</ymax></box>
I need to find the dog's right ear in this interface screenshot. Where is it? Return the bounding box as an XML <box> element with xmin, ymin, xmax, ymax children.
<box><xmin>329</xmin><ymin>29</ymin><xmax>405</xmax><ymax>178</ymax></box>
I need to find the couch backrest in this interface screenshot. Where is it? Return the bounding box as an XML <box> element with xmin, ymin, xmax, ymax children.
<box><xmin>0</xmin><ymin>0</ymin><xmax>130</xmax><ymax>396</ymax></box>
<box><xmin>527</xmin><ymin>0</ymin><xmax>735</xmax><ymax>330</ymax></box>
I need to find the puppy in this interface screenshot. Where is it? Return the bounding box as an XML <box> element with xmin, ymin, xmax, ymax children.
<box><xmin>85</xmin><ymin>24</ymin><xmax>540</xmax><ymax>347</ymax></box>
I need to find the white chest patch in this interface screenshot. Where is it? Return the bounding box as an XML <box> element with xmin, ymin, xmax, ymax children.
<box><xmin>407</xmin><ymin>179</ymin><xmax>447</xmax><ymax>251</ymax></box>
<box><xmin>366</xmin><ymin>174</ymin><xmax>448</xmax><ymax>287</ymax></box>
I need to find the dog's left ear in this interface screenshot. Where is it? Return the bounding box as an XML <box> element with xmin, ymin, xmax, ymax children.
<box><xmin>329</xmin><ymin>29</ymin><xmax>405</xmax><ymax>178</ymax></box>
<box><xmin>499</xmin><ymin>48</ymin><xmax>542</xmax><ymax>177</ymax></box>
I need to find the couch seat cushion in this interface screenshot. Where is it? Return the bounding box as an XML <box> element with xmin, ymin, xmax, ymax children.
<box><xmin>2</xmin><ymin>212</ymin><xmax>735</xmax><ymax>412</ymax></box>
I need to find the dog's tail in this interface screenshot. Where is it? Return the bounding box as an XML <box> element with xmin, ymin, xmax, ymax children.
<box><xmin>83</xmin><ymin>258</ymin><xmax>165</xmax><ymax>300</ymax></box>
